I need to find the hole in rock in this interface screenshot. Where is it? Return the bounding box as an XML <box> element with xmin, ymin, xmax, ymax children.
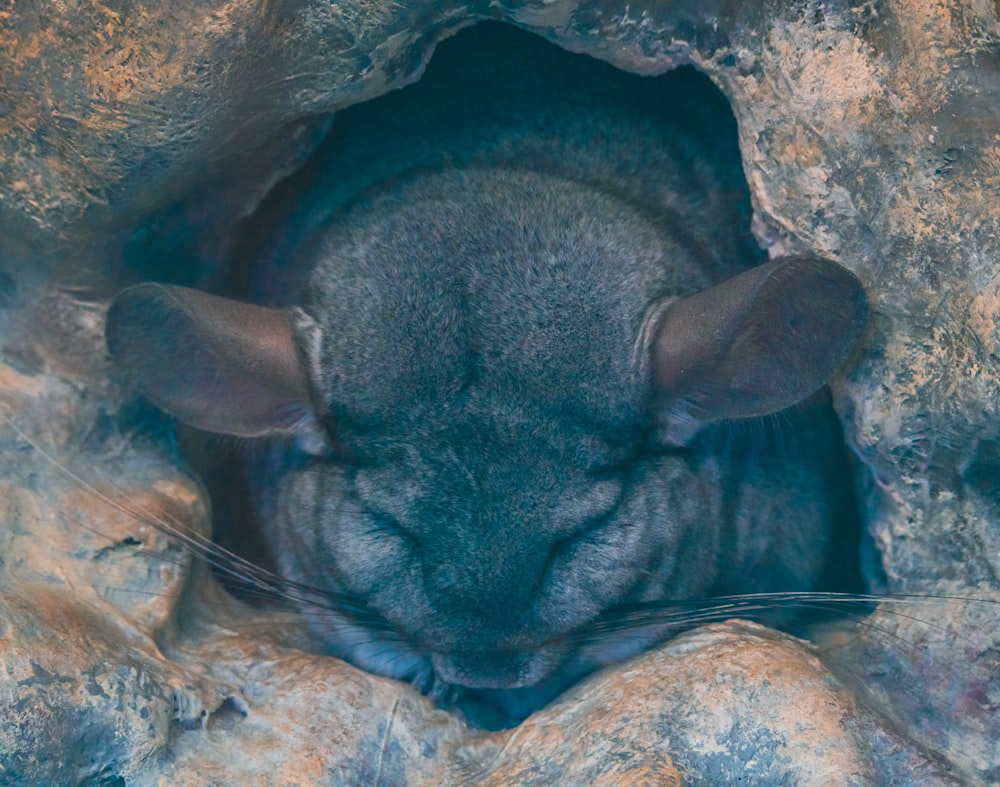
<box><xmin>120</xmin><ymin>22</ymin><xmax>879</xmax><ymax>727</ymax></box>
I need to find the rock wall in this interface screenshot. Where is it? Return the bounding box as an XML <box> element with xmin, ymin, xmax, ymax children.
<box><xmin>0</xmin><ymin>0</ymin><xmax>998</xmax><ymax>783</ymax></box>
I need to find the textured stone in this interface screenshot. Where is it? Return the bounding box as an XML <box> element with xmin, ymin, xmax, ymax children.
<box><xmin>0</xmin><ymin>0</ymin><xmax>998</xmax><ymax>784</ymax></box>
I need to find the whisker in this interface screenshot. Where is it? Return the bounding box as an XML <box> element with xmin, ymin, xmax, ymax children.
<box><xmin>5</xmin><ymin>409</ymin><xmax>998</xmax><ymax>739</ymax></box>
<box><xmin>569</xmin><ymin>590</ymin><xmax>980</xmax><ymax>651</ymax></box>
<box><xmin>1</xmin><ymin>412</ymin><xmax>401</xmax><ymax>630</ymax></box>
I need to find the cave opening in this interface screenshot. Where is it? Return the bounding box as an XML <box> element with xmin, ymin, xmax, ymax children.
<box><xmin>123</xmin><ymin>20</ymin><xmax>879</xmax><ymax>725</ymax></box>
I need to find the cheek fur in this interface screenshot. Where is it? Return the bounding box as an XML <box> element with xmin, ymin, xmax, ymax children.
<box><xmin>540</xmin><ymin>458</ymin><xmax>715</xmax><ymax>610</ymax></box>
<box><xmin>272</xmin><ymin>466</ymin><xmax>413</xmax><ymax>597</ymax></box>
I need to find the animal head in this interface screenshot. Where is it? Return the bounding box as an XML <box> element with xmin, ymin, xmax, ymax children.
<box><xmin>106</xmin><ymin>169</ymin><xmax>867</xmax><ymax>698</ymax></box>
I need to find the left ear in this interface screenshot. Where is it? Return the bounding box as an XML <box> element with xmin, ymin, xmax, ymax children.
<box><xmin>106</xmin><ymin>283</ymin><xmax>321</xmax><ymax>440</ymax></box>
<box><xmin>649</xmin><ymin>256</ymin><xmax>869</xmax><ymax>443</ymax></box>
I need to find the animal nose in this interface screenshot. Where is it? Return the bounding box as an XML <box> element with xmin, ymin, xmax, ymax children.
<box><xmin>431</xmin><ymin>649</ymin><xmax>548</xmax><ymax>689</ymax></box>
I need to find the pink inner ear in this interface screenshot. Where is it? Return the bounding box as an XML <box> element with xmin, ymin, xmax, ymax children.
<box><xmin>650</xmin><ymin>257</ymin><xmax>868</xmax><ymax>433</ymax></box>
<box><xmin>106</xmin><ymin>283</ymin><xmax>319</xmax><ymax>438</ymax></box>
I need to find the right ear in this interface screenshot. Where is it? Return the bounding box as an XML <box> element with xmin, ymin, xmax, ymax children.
<box><xmin>650</xmin><ymin>256</ymin><xmax>868</xmax><ymax>444</ymax></box>
<box><xmin>106</xmin><ymin>283</ymin><xmax>320</xmax><ymax>440</ymax></box>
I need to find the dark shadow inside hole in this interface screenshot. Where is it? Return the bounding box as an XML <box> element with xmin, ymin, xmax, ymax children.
<box><xmin>217</xmin><ymin>21</ymin><xmax>761</xmax><ymax>304</ymax></box>
<box><xmin>164</xmin><ymin>21</ymin><xmax>877</xmax><ymax>727</ymax></box>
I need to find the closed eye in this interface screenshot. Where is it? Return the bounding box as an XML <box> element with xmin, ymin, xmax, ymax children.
<box><xmin>547</xmin><ymin>505</ymin><xmax>621</xmax><ymax>566</ymax></box>
<box><xmin>365</xmin><ymin>510</ymin><xmax>422</xmax><ymax>553</ymax></box>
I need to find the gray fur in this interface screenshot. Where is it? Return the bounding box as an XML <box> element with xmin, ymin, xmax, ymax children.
<box><xmin>105</xmin><ymin>25</ymin><xmax>868</xmax><ymax>726</ymax></box>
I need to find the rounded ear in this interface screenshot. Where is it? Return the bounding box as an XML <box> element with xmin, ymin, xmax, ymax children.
<box><xmin>106</xmin><ymin>283</ymin><xmax>319</xmax><ymax>439</ymax></box>
<box><xmin>651</xmin><ymin>256</ymin><xmax>869</xmax><ymax>444</ymax></box>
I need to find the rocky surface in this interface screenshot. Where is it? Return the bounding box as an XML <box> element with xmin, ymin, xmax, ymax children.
<box><xmin>1</xmin><ymin>0</ymin><xmax>998</xmax><ymax>784</ymax></box>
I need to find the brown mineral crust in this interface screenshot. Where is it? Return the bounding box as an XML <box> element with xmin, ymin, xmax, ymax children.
<box><xmin>52</xmin><ymin>480</ymin><xmax>202</xmax><ymax>631</ymax></box>
<box><xmin>0</xmin><ymin>0</ymin><xmax>999</xmax><ymax>783</ymax></box>
<box><xmin>483</xmin><ymin>623</ymin><xmax>873</xmax><ymax>785</ymax></box>
<box><xmin>0</xmin><ymin>585</ymin><xmax>183</xmax><ymax>784</ymax></box>
<box><xmin>0</xmin><ymin>0</ymin><xmax>463</xmax><ymax>254</ymax></box>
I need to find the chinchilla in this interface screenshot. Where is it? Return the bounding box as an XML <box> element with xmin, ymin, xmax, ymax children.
<box><xmin>105</xmin><ymin>24</ymin><xmax>869</xmax><ymax>727</ymax></box>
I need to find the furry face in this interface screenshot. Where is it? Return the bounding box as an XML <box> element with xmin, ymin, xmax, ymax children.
<box><xmin>105</xmin><ymin>25</ymin><xmax>867</xmax><ymax>727</ymax></box>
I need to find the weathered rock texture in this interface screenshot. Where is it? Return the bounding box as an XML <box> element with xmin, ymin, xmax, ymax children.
<box><xmin>1</xmin><ymin>0</ymin><xmax>998</xmax><ymax>784</ymax></box>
